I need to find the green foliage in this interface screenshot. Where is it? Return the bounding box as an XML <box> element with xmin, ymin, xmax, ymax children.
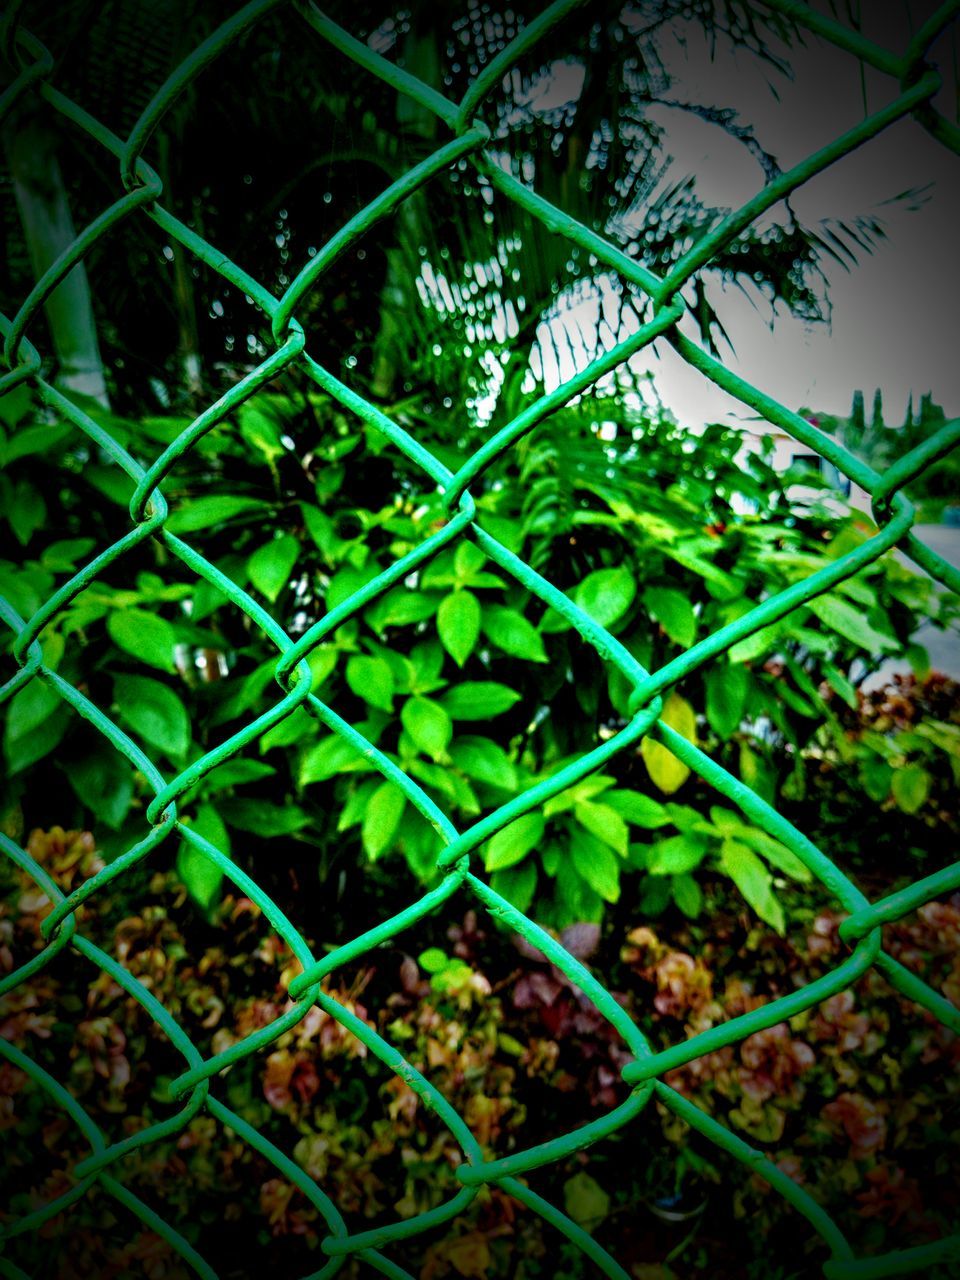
<box><xmin>113</xmin><ymin>674</ymin><xmax>190</xmax><ymax>761</ymax></box>
<box><xmin>1</xmin><ymin>383</ymin><xmax>953</xmax><ymax>924</ymax></box>
<box><xmin>785</xmin><ymin>673</ymin><xmax>960</xmax><ymax>871</ymax></box>
<box><xmin>806</xmin><ymin>388</ymin><xmax>960</xmax><ymax>512</ymax></box>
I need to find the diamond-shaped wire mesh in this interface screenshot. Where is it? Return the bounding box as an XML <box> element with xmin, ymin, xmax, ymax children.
<box><xmin>1</xmin><ymin>1</ymin><xmax>959</xmax><ymax>1276</ymax></box>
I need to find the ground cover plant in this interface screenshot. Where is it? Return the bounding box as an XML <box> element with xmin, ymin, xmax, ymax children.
<box><xmin>1</xmin><ymin>804</ymin><xmax>957</xmax><ymax>1278</ymax></box>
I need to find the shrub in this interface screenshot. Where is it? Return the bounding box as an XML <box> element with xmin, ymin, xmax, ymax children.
<box><xmin>1</xmin><ymin>828</ymin><xmax>957</xmax><ymax>1278</ymax></box>
<box><xmin>2</xmin><ymin>383</ymin><xmax>952</xmax><ymax>932</ymax></box>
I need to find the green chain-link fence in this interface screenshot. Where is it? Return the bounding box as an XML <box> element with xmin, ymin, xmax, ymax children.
<box><xmin>1</xmin><ymin>0</ymin><xmax>959</xmax><ymax>1275</ymax></box>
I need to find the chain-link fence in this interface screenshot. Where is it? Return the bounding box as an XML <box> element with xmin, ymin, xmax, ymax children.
<box><xmin>1</xmin><ymin>0</ymin><xmax>959</xmax><ymax>1276</ymax></box>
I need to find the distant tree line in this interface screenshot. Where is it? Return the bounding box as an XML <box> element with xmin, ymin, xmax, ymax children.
<box><xmin>804</xmin><ymin>388</ymin><xmax>958</xmax><ymax>507</ymax></box>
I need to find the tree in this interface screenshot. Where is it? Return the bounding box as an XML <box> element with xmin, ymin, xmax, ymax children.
<box><xmin>2</xmin><ymin>0</ymin><xmax>897</xmax><ymax>418</ymax></box>
<box><xmin>2</xmin><ymin>113</ymin><xmax>110</xmax><ymax>406</ymax></box>
<box><xmin>871</xmin><ymin>387</ymin><xmax>884</xmax><ymax>429</ymax></box>
<box><xmin>847</xmin><ymin>388</ymin><xmax>866</xmax><ymax>450</ymax></box>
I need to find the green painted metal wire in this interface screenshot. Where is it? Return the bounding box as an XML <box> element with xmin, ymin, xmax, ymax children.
<box><xmin>1</xmin><ymin>1</ymin><xmax>958</xmax><ymax>1276</ymax></box>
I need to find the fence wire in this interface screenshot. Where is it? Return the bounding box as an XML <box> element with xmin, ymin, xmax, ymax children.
<box><xmin>1</xmin><ymin>0</ymin><xmax>959</xmax><ymax>1276</ymax></box>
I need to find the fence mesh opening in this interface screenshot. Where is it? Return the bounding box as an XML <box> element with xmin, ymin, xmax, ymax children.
<box><xmin>1</xmin><ymin>1</ymin><xmax>959</xmax><ymax>1276</ymax></box>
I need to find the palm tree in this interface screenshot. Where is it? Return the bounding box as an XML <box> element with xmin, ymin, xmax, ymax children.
<box><xmin>2</xmin><ymin>0</ymin><xmax>897</xmax><ymax>424</ymax></box>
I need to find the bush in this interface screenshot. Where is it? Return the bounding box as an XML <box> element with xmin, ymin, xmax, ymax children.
<box><xmin>2</xmin><ymin>381</ymin><xmax>953</xmax><ymax>933</ymax></box>
<box><xmin>2</xmin><ymin>828</ymin><xmax>957</xmax><ymax>1278</ymax></box>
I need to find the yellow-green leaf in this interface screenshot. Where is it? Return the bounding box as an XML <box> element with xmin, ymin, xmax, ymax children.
<box><xmin>563</xmin><ymin>1172</ymin><xmax>610</xmax><ymax>1233</ymax></box>
<box><xmin>641</xmin><ymin>692</ymin><xmax>696</xmax><ymax>794</ymax></box>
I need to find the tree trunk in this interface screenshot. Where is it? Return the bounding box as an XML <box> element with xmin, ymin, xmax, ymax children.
<box><xmin>369</xmin><ymin>22</ymin><xmax>440</xmax><ymax>401</ymax></box>
<box><xmin>157</xmin><ymin>132</ymin><xmax>203</xmax><ymax>399</ymax></box>
<box><xmin>4</xmin><ymin>114</ymin><xmax>110</xmax><ymax>408</ymax></box>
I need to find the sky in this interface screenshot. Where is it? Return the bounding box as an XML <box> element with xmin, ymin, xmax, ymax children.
<box><xmin>554</xmin><ymin>5</ymin><xmax>960</xmax><ymax>431</ymax></box>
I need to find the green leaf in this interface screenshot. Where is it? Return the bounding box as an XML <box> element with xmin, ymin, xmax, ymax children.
<box><xmin>640</xmin><ymin>874</ymin><xmax>672</xmax><ymax>916</ymax></box>
<box><xmin>202</xmin><ymin>759</ymin><xmax>276</xmax><ymax>792</ymax></box>
<box><xmin>860</xmin><ymin>756</ymin><xmax>893</xmax><ymax>802</ymax></box>
<box><xmin>401</xmin><ymin>696</ymin><xmax>452</xmax><ymax>761</ymax></box>
<box><xmin>450</xmin><ymin>737</ymin><xmax>518</xmax><ymax>791</ymax></box>
<box><xmin>573</xmin><ymin>566</ymin><xmax>636</xmax><ymax>629</ymax></box>
<box><xmin>299</xmin><ymin>734</ymin><xmax>367</xmax><ymax>785</ymax></box>
<box><xmin>365</xmin><ymin>586</ymin><xmax>439</xmax><ymax>633</ymax></box>
<box><xmin>409</xmin><ymin>757</ymin><xmax>458</xmax><ymax>798</ymax></box>
<box><xmin>671</xmin><ymin>873</ymin><xmax>703</xmax><ymax>918</ymax></box>
<box><xmin>0</xmin><ymin>562</ymin><xmax>49</xmax><ymax>620</ymax></box>
<box><xmin>307</xmin><ymin>646</ymin><xmax>338</xmax><ymax>690</ymax></box>
<box><xmin>5</xmin><ymin>678</ymin><xmax>60</xmax><ymax>742</ymax></box>
<box><xmin>603</xmin><ymin>790</ymin><xmax>671</xmax><ymax>828</ymax></box>
<box><xmin>644</xmin><ymin>586</ymin><xmax>697</xmax><ymax>647</ymax></box>
<box><xmin>807</xmin><ymin>594</ymin><xmax>898</xmax><ymax>654</ymax></box>
<box><xmin>238</xmin><ymin>403</ymin><xmax>284</xmax><ymax>461</ymax></box>
<box><xmin>543</xmin><ymin>775</ymin><xmax>615</xmax><ymax>817</ymax></box>
<box><xmin>705</xmin><ymin>663</ymin><xmax>749</xmax><ymax>739</ymax></box>
<box><xmin>6</xmin><ymin>479</ymin><xmax>46</xmax><ymax>544</ymax></box>
<box><xmin>454</xmin><ymin>541</ymin><xmax>487</xmax><ymax>581</ymax></box>
<box><xmin>477</xmin><ymin>511</ymin><xmax>524</xmax><ymax>554</ymax></box>
<box><xmin>822</xmin><ymin>661</ymin><xmax>858</xmax><ymax>710</ymax></box>
<box><xmin>3</xmin><ymin>690</ymin><xmax>67</xmax><ymax>774</ymax></box>
<box><xmin>63</xmin><ymin>745</ymin><xmax>133</xmax><ymax>830</ymax></box>
<box><xmin>107</xmin><ymin>609</ymin><xmax>177</xmax><ymax>671</ymax></box>
<box><xmin>346</xmin><ymin>655</ymin><xmax>395</xmax><ymax>712</ymax></box>
<box><xmin>483</xmin><ymin>812</ymin><xmax>545</xmax><ymax>871</ymax></box>
<box><xmin>338</xmin><ymin>779</ymin><xmax>380</xmax><ymax>831</ymax></box>
<box><xmin>258</xmin><ymin>706</ymin><xmax>317</xmax><ymax>753</ymax></box>
<box><xmin>449</xmin><ymin>771</ymin><xmax>480</xmax><ymax>815</ymax></box>
<box><xmin>915</xmin><ymin>719</ymin><xmax>960</xmax><ymax>757</ymax></box>
<box><xmin>86</xmin><ymin>465</ymin><xmax>135</xmax><ymax>507</ymax></box>
<box><xmin>220</xmin><ymin>798</ymin><xmax>311</xmax><ymax>837</ymax></box>
<box><xmin>720</xmin><ymin>837</ymin><xmax>785</xmax><ymax>934</ymax></box>
<box><xmin>739</xmin><ymin>740</ymin><xmax>775</xmax><ymax>803</ymax></box>
<box><xmin>301</xmin><ymin>504</ymin><xmax>339</xmax><ymax>560</ymax></box>
<box><xmin>573</xmin><ymin>801</ymin><xmax>629</xmax><ymax>856</ymax></box>
<box><xmin>728</xmin><ymin>622</ymin><xmax>782</xmax><ymax>665</ymax></box>
<box><xmin>248</xmin><ymin>534</ymin><xmax>299</xmax><ymax>603</ymax></box>
<box><xmin>490</xmin><ymin>861</ymin><xmax>538</xmax><ymax>914</ymax></box>
<box><xmin>641</xmin><ymin>692</ymin><xmax>696</xmax><ymax>794</ymax></box>
<box><xmin>326</xmin><ymin>564</ymin><xmax>381</xmax><ymax>611</ymax></box>
<box><xmin>1</xmin><ymin>421</ymin><xmax>71</xmax><ymax>465</ymax></box>
<box><xmin>571</xmin><ymin>829</ymin><xmax>621</xmax><ymax>902</ymax></box>
<box><xmin>563</xmin><ymin>1173</ymin><xmax>610</xmax><ymax>1233</ymax></box>
<box><xmin>437</xmin><ymin>590</ymin><xmax>481</xmax><ymax>667</ymax></box>
<box><xmin>362</xmin><ymin>782</ymin><xmax>406</xmax><ymax>860</ymax></box>
<box><xmin>647</xmin><ymin>833</ymin><xmax>708</xmax><ymax>875</ymax></box>
<box><xmin>481</xmin><ymin>605</ymin><xmax>547</xmax><ymax>662</ymax></box>
<box><xmin>408</xmin><ymin>641</ymin><xmax>446</xmax><ymax>694</ymax></box>
<box><xmin>40</xmin><ymin>538</ymin><xmax>96</xmax><ymax>572</ymax></box>
<box><xmin>166</xmin><ymin>495</ymin><xmax>271</xmax><ymax>534</ymax></box>
<box><xmin>891</xmin><ymin>763</ymin><xmax>931</xmax><ymax>814</ymax></box>
<box><xmin>113</xmin><ymin>674</ymin><xmax>189</xmax><ymax>759</ymax></box>
<box><xmin>177</xmin><ymin>805</ymin><xmax>230</xmax><ymax>911</ymax></box>
<box><xmin>728</xmin><ymin>822</ymin><xmax>813</xmax><ymax>882</ymax></box>
<box><xmin>418</xmin><ymin>947</ymin><xmax>448</xmax><ymax>974</ymax></box>
<box><xmin>441</xmin><ymin>682</ymin><xmax>521</xmax><ymax>720</ymax></box>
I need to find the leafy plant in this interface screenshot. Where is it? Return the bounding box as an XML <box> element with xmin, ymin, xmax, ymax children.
<box><xmin>2</xmin><ymin>827</ymin><xmax>958</xmax><ymax>1278</ymax></box>
<box><xmin>1</xmin><ymin>379</ymin><xmax>952</xmax><ymax>930</ymax></box>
